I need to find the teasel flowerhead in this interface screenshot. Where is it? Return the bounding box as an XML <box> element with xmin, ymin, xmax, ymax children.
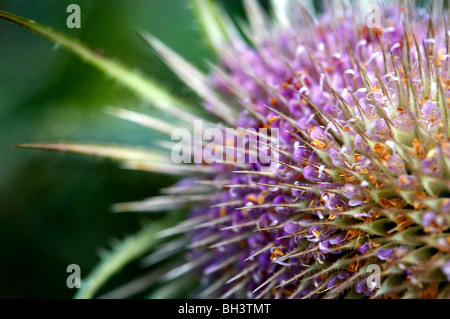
<box><xmin>3</xmin><ymin>0</ymin><xmax>450</xmax><ymax>299</ymax></box>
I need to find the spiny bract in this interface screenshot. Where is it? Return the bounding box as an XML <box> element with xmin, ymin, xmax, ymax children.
<box><xmin>5</xmin><ymin>0</ymin><xmax>450</xmax><ymax>299</ymax></box>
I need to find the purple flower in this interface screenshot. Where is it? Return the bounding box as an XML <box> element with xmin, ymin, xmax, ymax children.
<box><xmin>329</xmin><ymin>234</ymin><xmax>345</xmax><ymax>245</ymax></box>
<box><xmin>273</xmin><ymin>195</ymin><xmax>294</xmax><ymax>214</ymax></box>
<box><xmin>394</xmin><ymin>109</ymin><xmax>415</xmax><ymax>132</ymax></box>
<box><xmin>306</xmin><ymin>226</ymin><xmax>324</xmax><ymax>243</ymax></box>
<box><xmin>167</xmin><ymin>1</ymin><xmax>450</xmax><ymax>299</ymax></box>
<box><xmin>386</xmin><ymin>154</ymin><xmax>406</xmax><ymax>176</ymax></box>
<box><xmin>328</xmin><ymin>147</ymin><xmax>345</xmax><ymax>167</ymax></box>
<box><xmin>396</xmin><ymin>175</ymin><xmax>421</xmax><ymax>190</ymax></box>
<box><xmin>319</xmin><ymin>240</ymin><xmax>333</xmax><ymax>254</ymax></box>
<box><xmin>377</xmin><ymin>249</ymin><xmax>394</xmax><ymax>260</ymax></box>
<box><xmin>356</xmin><ymin>279</ymin><xmax>373</xmax><ymax>296</ymax></box>
<box><xmin>421</xmin><ymin>158</ymin><xmax>443</xmax><ymax>178</ymax></box>
<box><xmin>283</xmin><ymin>222</ymin><xmax>300</xmax><ymax>234</ymax></box>
<box><xmin>358</xmin><ymin>243</ymin><xmax>370</xmax><ymax>254</ymax></box>
<box><xmin>328</xmin><ymin>271</ymin><xmax>351</xmax><ymax>289</ymax></box>
<box><xmin>319</xmin><ymin>234</ymin><xmax>345</xmax><ymax>255</ymax></box>
<box><xmin>342</xmin><ymin>184</ymin><xmax>369</xmax><ymax>206</ymax></box>
<box><xmin>322</xmin><ymin>192</ymin><xmax>347</xmax><ymax>211</ymax></box>
<box><xmin>317</xmin><ymin>182</ymin><xmax>343</xmax><ymax>194</ymax></box>
<box><xmin>303</xmin><ymin>165</ymin><xmax>330</xmax><ymax>183</ymax></box>
<box><xmin>422</xmin><ymin>211</ymin><xmax>436</xmax><ymax>227</ymax></box>
<box><xmin>422</xmin><ymin>211</ymin><xmax>447</xmax><ymax>233</ymax></box>
<box><xmin>291</xmin><ymin>183</ymin><xmax>316</xmax><ymax>200</ymax></box>
<box><xmin>354</xmin><ymin>134</ymin><xmax>370</xmax><ymax>153</ymax></box>
<box><xmin>437</xmin><ymin>238</ymin><xmax>450</xmax><ymax>252</ymax></box>
<box><xmin>376</xmin><ymin>118</ymin><xmax>392</xmax><ymax>139</ymax></box>
<box><xmin>421</xmin><ymin>101</ymin><xmax>442</xmax><ymax>131</ymax></box>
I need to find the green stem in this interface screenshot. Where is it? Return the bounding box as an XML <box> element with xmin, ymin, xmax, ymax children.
<box><xmin>0</xmin><ymin>10</ymin><xmax>202</xmax><ymax>121</ymax></box>
<box><xmin>74</xmin><ymin>220</ymin><xmax>169</xmax><ymax>299</ymax></box>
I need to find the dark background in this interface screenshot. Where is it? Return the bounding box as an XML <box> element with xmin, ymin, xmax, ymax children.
<box><xmin>0</xmin><ymin>0</ymin><xmax>251</xmax><ymax>298</ymax></box>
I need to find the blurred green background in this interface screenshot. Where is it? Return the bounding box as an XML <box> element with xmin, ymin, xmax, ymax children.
<box><xmin>0</xmin><ymin>0</ymin><xmax>250</xmax><ymax>298</ymax></box>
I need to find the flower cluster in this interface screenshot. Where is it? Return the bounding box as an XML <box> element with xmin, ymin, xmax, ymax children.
<box><xmin>5</xmin><ymin>0</ymin><xmax>450</xmax><ymax>299</ymax></box>
<box><xmin>182</xmin><ymin>1</ymin><xmax>450</xmax><ymax>299</ymax></box>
